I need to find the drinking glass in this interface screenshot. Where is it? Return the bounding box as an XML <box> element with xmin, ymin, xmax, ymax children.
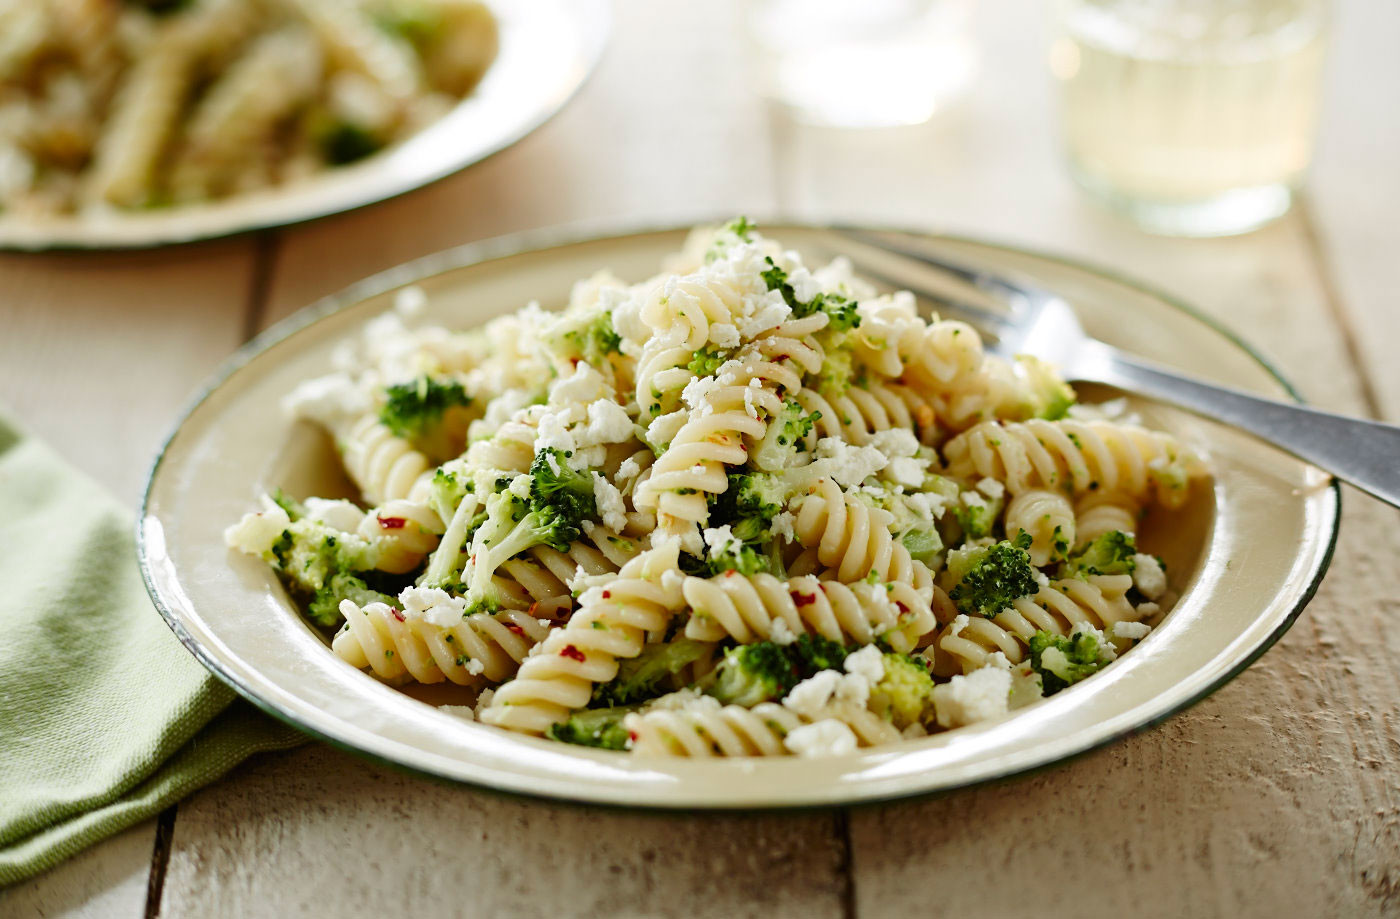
<box><xmin>1052</xmin><ymin>0</ymin><xmax>1330</xmax><ymax>236</ymax></box>
<box><xmin>745</xmin><ymin>0</ymin><xmax>976</xmax><ymax>128</ymax></box>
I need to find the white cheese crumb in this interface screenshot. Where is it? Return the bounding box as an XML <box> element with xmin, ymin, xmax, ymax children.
<box><xmin>1113</xmin><ymin>620</ymin><xmax>1152</xmax><ymax>641</ymax></box>
<box><xmin>223</xmin><ymin>500</ymin><xmax>291</xmax><ymax>555</ymax></box>
<box><xmin>591</xmin><ymin>473</ymin><xmax>628</xmax><ymax>533</ymax></box>
<box><xmin>813</xmin><ymin>437</ymin><xmax>887</xmax><ymax>486</ymax></box>
<box><xmin>1071</xmin><ymin>621</ymin><xmax>1117</xmax><ymax>661</ymax></box>
<box><xmin>1132</xmin><ymin>554</ymin><xmax>1167</xmax><ymax>600</ymax></box>
<box><xmin>770</xmin><ymin>617</ymin><xmax>797</xmax><ymax>645</ymax></box>
<box><xmin>1033</xmin><ymin>569</ymin><xmax>1051</xmax><ymax>589</ymax></box>
<box><xmin>616</xmin><ymin>456</ymin><xmax>642</xmax><ymax>484</ymax></box>
<box><xmin>550</xmin><ymin>361</ymin><xmax>609</xmax><ymax>407</ymax></box>
<box><xmin>771</xmin><ymin>510</ymin><xmax>796</xmax><ymax>543</ymax></box>
<box><xmin>975</xmin><ymin>477</ymin><xmax>1006</xmax><ymax>500</ymax></box>
<box><xmin>709</xmin><ymin>323</ymin><xmax>740</xmax><ymax>348</ymax></box>
<box><xmin>645</xmin><ymin>410</ymin><xmax>687</xmax><ymax>447</ymax></box>
<box><xmin>475</xmin><ymin>688</ymin><xmax>496</xmax><ymax>713</ymax></box>
<box><xmin>843</xmin><ymin>645</ymin><xmax>886</xmax><ymax>684</ymax></box>
<box><xmin>932</xmin><ymin>666</ymin><xmax>1012</xmax><ymax>729</ymax></box>
<box><xmin>782</xmin><ymin>670</ymin><xmax>842</xmax><ymax>718</ymax></box>
<box><xmin>281</xmin><ymin>372</ymin><xmax>370</xmax><ymax>425</ymax></box>
<box><xmin>437</xmin><ymin>704</ymin><xmax>474</xmax><ymax>721</ymax></box>
<box><xmin>393</xmin><ymin>285</ymin><xmax>427</xmax><ymax>317</ymax></box>
<box><xmin>583</xmin><ymin>399</ymin><xmax>634</xmax><ymax>446</ymax></box>
<box><xmin>834</xmin><ymin>672</ymin><xmax>871</xmax><ymax>708</ymax></box>
<box><xmin>399</xmin><ymin>586</ymin><xmax>467</xmax><ymax>628</ymax></box>
<box><xmin>783</xmin><ymin>719</ymin><xmax>858</xmax><ymax>757</ymax></box>
<box><xmin>303</xmin><ymin>497</ymin><xmax>364</xmax><ymax>533</ymax></box>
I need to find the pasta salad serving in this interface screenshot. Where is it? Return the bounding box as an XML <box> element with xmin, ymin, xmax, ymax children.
<box><xmin>0</xmin><ymin>0</ymin><xmax>497</xmax><ymax>216</ymax></box>
<box><xmin>226</xmin><ymin>221</ymin><xmax>1209</xmax><ymax>758</ymax></box>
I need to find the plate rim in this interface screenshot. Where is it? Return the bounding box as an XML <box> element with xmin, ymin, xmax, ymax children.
<box><xmin>0</xmin><ymin>0</ymin><xmax>611</xmax><ymax>252</ymax></box>
<box><xmin>137</xmin><ymin>217</ymin><xmax>1342</xmax><ymax>810</ymax></box>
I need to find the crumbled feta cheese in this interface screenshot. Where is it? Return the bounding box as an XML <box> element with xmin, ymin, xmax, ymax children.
<box><xmin>223</xmin><ymin>499</ymin><xmax>291</xmax><ymax>555</ymax></box>
<box><xmin>743</xmin><ymin>385</ymin><xmax>759</xmax><ymax>419</ymax></box>
<box><xmin>736</xmin><ymin>293</ymin><xmax>791</xmax><ymax>339</ymax></box>
<box><xmin>281</xmin><ymin>372</ymin><xmax>370</xmax><ymax>425</ymax></box>
<box><xmin>770</xmin><ymin>510</ymin><xmax>796</xmax><ymax>543</ymax></box>
<box><xmin>303</xmin><ymin>497</ymin><xmax>365</xmax><ymax>533</ymax></box>
<box><xmin>701</xmin><ymin>524</ymin><xmax>742</xmax><ymax>561</ymax></box>
<box><xmin>709</xmin><ymin>323</ymin><xmax>740</xmax><ymax>348</ymax></box>
<box><xmin>932</xmin><ymin>666</ymin><xmax>1012</xmax><ymax>729</ymax></box>
<box><xmin>475</xmin><ymin>688</ymin><xmax>496</xmax><ymax>713</ymax></box>
<box><xmin>813</xmin><ymin>438</ymin><xmax>887</xmax><ymax>486</ymax></box>
<box><xmin>1033</xmin><ymin>569</ymin><xmax>1050</xmax><ymax>589</ymax></box>
<box><xmin>1135</xmin><ymin>602</ymin><xmax>1162</xmax><ymax>621</ymax></box>
<box><xmin>783</xmin><ymin>670</ymin><xmax>842</xmax><ymax>718</ymax></box>
<box><xmin>1113</xmin><ymin>620</ymin><xmax>1153</xmax><ymax>641</ymax></box>
<box><xmin>534</xmin><ymin>408</ymin><xmax>578</xmax><ymax>457</ymax></box>
<box><xmin>645</xmin><ymin>410</ymin><xmax>687</xmax><ymax>447</ymax></box>
<box><xmin>616</xmin><ymin>456</ymin><xmax>642</xmax><ymax>484</ymax></box>
<box><xmin>843</xmin><ymin>645</ymin><xmax>886</xmax><ymax>684</ymax></box>
<box><xmin>770</xmin><ymin>617</ymin><xmax>797</xmax><ymax>645</ymax></box>
<box><xmin>646</xmin><ymin>687</ymin><xmax>719</xmax><ymax>713</ymax></box>
<box><xmin>681</xmin><ymin>374</ymin><xmax>720</xmax><ymax>410</ymax></box>
<box><xmin>583</xmin><ymin>399</ymin><xmax>634</xmax><ymax>445</ymax></box>
<box><xmin>550</xmin><ymin>362</ymin><xmax>609</xmax><ymax>407</ymax></box>
<box><xmin>834</xmin><ymin>672</ymin><xmax>871</xmax><ymax>708</ymax></box>
<box><xmin>592</xmin><ymin>473</ymin><xmax>628</xmax><ymax>532</ymax></box>
<box><xmin>885</xmin><ymin>458</ymin><xmax>926</xmax><ymax>488</ymax></box>
<box><xmin>975</xmin><ymin>477</ymin><xmax>1006</xmax><ymax>500</ymax></box>
<box><xmin>785</xmin><ymin>265</ymin><xmax>822</xmax><ymax>303</ymax></box>
<box><xmin>783</xmin><ymin>719</ymin><xmax>858</xmax><ymax>757</ymax></box>
<box><xmin>1132</xmin><ymin>554</ymin><xmax>1167</xmax><ymax>600</ymax></box>
<box><xmin>399</xmin><ymin>586</ymin><xmax>467</xmax><ymax>628</ymax></box>
<box><xmin>1070</xmin><ymin>621</ymin><xmax>1117</xmax><ymax>661</ymax></box>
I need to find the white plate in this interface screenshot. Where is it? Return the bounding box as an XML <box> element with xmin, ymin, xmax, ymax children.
<box><xmin>139</xmin><ymin>223</ymin><xmax>1339</xmax><ymax>809</ymax></box>
<box><xmin>0</xmin><ymin>0</ymin><xmax>609</xmax><ymax>251</ymax></box>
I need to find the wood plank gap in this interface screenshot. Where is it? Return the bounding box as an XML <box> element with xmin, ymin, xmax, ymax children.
<box><xmin>1295</xmin><ymin>193</ymin><xmax>1385</xmax><ymax>421</ymax></box>
<box><xmin>240</xmin><ymin>231</ymin><xmax>282</xmax><ymax>344</ymax></box>
<box><xmin>834</xmin><ymin>809</ymin><xmax>858</xmax><ymax>919</ymax></box>
<box><xmin>141</xmin><ymin>805</ymin><xmax>177</xmax><ymax>919</ymax></box>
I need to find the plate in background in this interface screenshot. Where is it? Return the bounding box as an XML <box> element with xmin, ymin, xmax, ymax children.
<box><xmin>138</xmin><ymin>223</ymin><xmax>1339</xmax><ymax>808</ymax></box>
<box><xmin>0</xmin><ymin>0</ymin><xmax>609</xmax><ymax>251</ymax></box>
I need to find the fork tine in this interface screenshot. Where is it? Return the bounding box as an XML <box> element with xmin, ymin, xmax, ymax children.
<box><xmin>850</xmin><ymin>260</ymin><xmax>1018</xmax><ymax>345</ymax></box>
<box><xmin>834</xmin><ymin>227</ymin><xmax>1048</xmax><ymax>313</ymax></box>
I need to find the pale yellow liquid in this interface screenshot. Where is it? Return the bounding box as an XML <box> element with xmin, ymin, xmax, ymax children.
<box><xmin>1055</xmin><ymin>1</ymin><xmax>1327</xmax><ymax>203</ymax></box>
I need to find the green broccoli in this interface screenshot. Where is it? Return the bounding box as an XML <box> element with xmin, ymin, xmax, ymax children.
<box><xmin>948</xmin><ymin>533</ymin><xmax>1039</xmax><ymax>618</ymax></box>
<box><xmin>308</xmin><ymin>572</ymin><xmax>397</xmax><ymax>629</ymax></box>
<box><xmin>900</xmin><ymin>527</ymin><xmax>944</xmax><ymax>565</ymax></box>
<box><xmin>528</xmin><ymin>448</ymin><xmax>598</xmax><ymax>525</ymax></box>
<box><xmin>789</xmin><ymin>634</ymin><xmax>850</xmax><ymax>675</ymax></box>
<box><xmin>710</xmin><ymin>643</ymin><xmax>801</xmax><ymax>706</ymax></box>
<box><xmin>592</xmin><ymin>639</ymin><xmax>712</xmax><ymax>708</ymax></box>
<box><xmin>708</xmin><ymin>471</ymin><xmax>787</xmax><ymax>539</ymax></box>
<box><xmin>704</xmin><ymin>217</ymin><xmax>756</xmax><ymax>262</ymax></box>
<box><xmin>1061</xmin><ymin>530</ymin><xmax>1138</xmax><ymax>578</ymax></box>
<box><xmin>687</xmin><ymin>346</ymin><xmax>729</xmax><ymax>376</ymax></box>
<box><xmin>318</xmin><ymin>120</ymin><xmax>383</xmax><ymax>165</ymax></box>
<box><xmin>552</xmin><ymin>312</ymin><xmax>623</xmax><ymax>370</ymax></box>
<box><xmin>815</xmin><ymin>346</ymin><xmax>857</xmax><ymax>396</ymax></box>
<box><xmin>372</xmin><ymin>3</ymin><xmax>443</xmax><ymax>48</ymax></box>
<box><xmin>749</xmin><ymin>399</ymin><xmax>818</xmax><ymax>470</ymax></box>
<box><xmin>1017</xmin><ymin>356</ymin><xmax>1077</xmax><ymax>420</ymax></box>
<box><xmin>1028</xmin><ymin>629</ymin><xmax>1112</xmax><ymax>695</ymax></box>
<box><xmin>269</xmin><ymin>488</ymin><xmax>306</xmax><ymax>521</ymax></box>
<box><xmin>953</xmin><ymin>490</ymin><xmax>1005</xmax><ymax>540</ymax></box>
<box><xmin>704</xmin><ymin>537</ymin><xmax>771</xmax><ymax>577</ymax></box>
<box><xmin>867</xmin><ymin>653</ymin><xmax>936</xmax><ymax>729</ymax></box>
<box><xmin>761</xmin><ymin>257</ymin><xmax>862</xmax><ymax>331</ymax></box>
<box><xmin>265</xmin><ymin>519</ymin><xmax>385</xmax><ymax>628</ymax></box>
<box><xmin>378</xmin><ymin>376</ymin><xmax>473</xmax><ymax>455</ymax></box>
<box><xmin>546</xmin><ymin>707</ymin><xmax>633</xmax><ymax>751</ymax></box>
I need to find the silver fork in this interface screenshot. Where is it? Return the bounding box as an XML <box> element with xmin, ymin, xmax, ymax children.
<box><xmin>837</xmin><ymin>228</ymin><xmax>1400</xmax><ymax>509</ymax></box>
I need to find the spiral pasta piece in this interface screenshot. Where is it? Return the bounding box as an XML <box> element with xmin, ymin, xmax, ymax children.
<box><xmin>282</xmin><ymin>0</ymin><xmax>422</xmax><ymax>102</ymax></box>
<box><xmin>791</xmin><ymin>478</ymin><xmax>935</xmax><ymax>594</ymax></box>
<box><xmin>359</xmin><ymin>499</ymin><xmax>443</xmax><ymax>574</ymax></box>
<box><xmin>682</xmin><ymin>573</ymin><xmax>935</xmax><ymax>653</ymax></box>
<box><xmin>626</xmin><ymin>700</ymin><xmax>900</xmax><ymax>757</ymax></box>
<box><xmin>794</xmin><ymin>380</ymin><xmax>938</xmax><ymax>448</ymax></box>
<box><xmin>338</xmin><ymin>413</ymin><xmax>434</xmax><ymax>505</ymax></box>
<box><xmin>935</xmin><ymin>574</ymin><xmax>1141</xmax><ymax>674</ymax></box>
<box><xmin>638</xmin><ymin>272</ymin><xmax>750</xmax><ymax>352</ymax></box>
<box><xmin>1004</xmin><ymin>489</ymin><xmax>1074</xmax><ymax>566</ymax></box>
<box><xmin>333</xmin><ymin>599</ymin><xmax>551</xmax><ymax>686</ymax></box>
<box><xmin>1074</xmin><ymin>492</ymin><xmax>1140</xmax><ymax>544</ymax></box>
<box><xmin>943</xmin><ymin>419</ymin><xmax>1205</xmax><ymax>508</ymax></box>
<box><xmin>479</xmin><ymin>543</ymin><xmax>687</xmax><ymax>733</ymax></box>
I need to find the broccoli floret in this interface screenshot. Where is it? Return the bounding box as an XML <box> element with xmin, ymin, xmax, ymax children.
<box><xmin>546</xmin><ymin>707</ymin><xmax>633</xmax><ymax>751</ymax></box>
<box><xmin>429</xmin><ymin>463</ymin><xmax>471</xmax><ymax>522</ymax></box>
<box><xmin>704</xmin><ymin>536</ymin><xmax>771</xmax><ymax>577</ymax></box>
<box><xmin>269</xmin><ymin>488</ymin><xmax>305</xmax><ymax>521</ymax></box>
<box><xmin>687</xmin><ymin>346</ymin><xmax>729</xmax><ymax>376</ymax></box>
<box><xmin>264</xmin><ymin>518</ymin><xmax>382</xmax><ymax>628</ymax></box>
<box><xmin>372</xmin><ymin>3</ymin><xmax>443</xmax><ymax>48</ymax></box>
<box><xmin>711</xmin><ymin>643</ymin><xmax>801</xmax><ymax>706</ymax></box>
<box><xmin>761</xmin><ymin>258</ymin><xmax>861</xmax><ymax>331</ymax></box>
<box><xmin>750</xmin><ymin>399</ymin><xmax>817</xmax><ymax>470</ymax></box>
<box><xmin>555</xmin><ymin>313</ymin><xmax>622</xmax><ymax>369</ymax></box>
<box><xmin>704</xmin><ymin>217</ymin><xmax>757</xmax><ymax>262</ymax></box>
<box><xmin>592</xmin><ymin>639</ymin><xmax>712</xmax><ymax>708</ymax></box>
<box><xmin>953</xmin><ymin>490</ymin><xmax>1004</xmax><ymax>540</ymax></box>
<box><xmin>867</xmin><ymin>653</ymin><xmax>936</xmax><ymax>729</ymax></box>
<box><xmin>1028</xmin><ymin>629</ymin><xmax>1112</xmax><ymax>695</ymax></box>
<box><xmin>815</xmin><ymin>346</ymin><xmax>856</xmax><ymax>395</ymax></box>
<box><xmin>1061</xmin><ymin>530</ymin><xmax>1138</xmax><ymax>578</ymax></box>
<box><xmin>708</xmin><ymin>472</ymin><xmax>787</xmax><ymax>539</ymax></box>
<box><xmin>1017</xmin><ymin>356</ymin><xmax>1076</xmax><ymax>420</ymax></box>
<box><xmin>789</xmin><ymin>634</ymin><xmax>849</xmax><ymax>675</ymax></box>
<box><xmin>528</xmin><ymin>448</ymin><xmax>597</xmax><ymax>524</ymax></box>
<box><xmin>318</xmin><ymin>120</ymin><xmax>382</xmax><ymax>165</ymax></box>
<box><xmin>724</xmin><ymin>216</ymin><xmax>754</xmax><ymax>241</ymax></box>
<box><xmin>948</xmin><ymin>533</ymin><xmax>1039</xmax><ymax>618</ymax></box>
<box><xmin>308</xmin><ymin>572</ymin><xmax>395</xmax><ymax>629</ymax></box>
<box><xmin>901</xmin><ymin>527</ymin><xmax>943</xmax><ymax>565</ymax></box>
<box><xmin>378</xmin><ymin>376</ymin><xmax>473</xmax><ymax>443</ymax></box>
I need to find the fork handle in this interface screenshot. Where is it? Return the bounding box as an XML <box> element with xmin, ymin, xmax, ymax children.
<box><xmin>1077</xmin><ymin>341</ymin><xmax>1400</xmax><ymax>508</ymax></box>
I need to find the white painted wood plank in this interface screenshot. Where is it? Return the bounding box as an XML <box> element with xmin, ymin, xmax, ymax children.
<box><xmin>0</xmin><ymin>823</ymin><xmax>156</xmax><ymax>919</ymax></box>
<box><xmin>1307</xmin><ymin>0</ymin><xmax>1400</xmax><ymax>421</ymax></box>
<box><xmin>160</xmin><ymin>745</ymin><xmax>846</xmax><ymax>919</ymax></box>
<box><xmin>773</xmin><ymin>1</ymin><xmax>1400</xmax><ymax>915</ymax></box>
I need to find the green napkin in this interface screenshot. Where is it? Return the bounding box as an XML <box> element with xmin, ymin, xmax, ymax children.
<box><xmin>0</xmin><ymin>415</ymin><xmax>305</xmax><ymax>886</ymax></box>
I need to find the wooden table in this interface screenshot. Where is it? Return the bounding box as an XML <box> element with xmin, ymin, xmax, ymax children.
<box><xmin>4</xmin><ymin>1</ymin><xmax>1397</xmax><ymax>916</ymax></box>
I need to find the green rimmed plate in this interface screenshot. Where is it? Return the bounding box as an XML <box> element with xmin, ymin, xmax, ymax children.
<box><xmin>138</xmin><ymin>222</ymin><xmax>1339</xmax><ymax>808</ymax></box>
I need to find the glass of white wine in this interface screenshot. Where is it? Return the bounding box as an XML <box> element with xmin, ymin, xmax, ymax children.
<box><xmin>1052</xmin><ymin>0</ymin><xmax>1329</xmax><ymax>236</ymax></box>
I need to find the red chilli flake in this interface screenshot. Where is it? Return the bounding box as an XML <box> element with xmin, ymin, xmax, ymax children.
<box><xmin>388</xmin><ymin>607</ymin><xmax>406</xmax><ymax>622</ymax></box>
<box><xmin>505</xmin><ymin>623</ymin><xmax>526</xmax><ymax>637</ymax></box>
<box><xmin>560</xmin><ymin>644</ymin><xmax>586</xmax><ymax>662</ymax></box>
<box><xmin>895</xmin><ymin>601</ymin><xmax>909</xmax><ymax>613</ymax></box>
<box><xmin>601</xmin><ymin>590</ymin><xmax>611</xmax><ymax>599</ymax></box>
<box><xmin>791</xmin><ymin>590</ymin><xmax>816</xmax><ymax>607</ymax></box>
<box><xmin>377</xmin><ymin>516</ymin><xmax>407</xmax><ymax>529</ymax></box>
